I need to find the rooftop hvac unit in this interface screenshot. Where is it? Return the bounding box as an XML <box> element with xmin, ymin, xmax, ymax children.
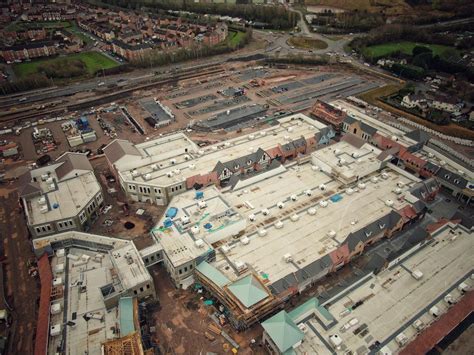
<box><xmin>52</xmin><ymin>277</ymin><xmax>63</xmax><ymax>287</ymax></box>
<box><xmin>241</xmin><ymin>236</ymin><xmax>250</xmax><ymax>245</ymax></box>
<box><xmin>262</xmin><ymin>209</ymin><xmax>270</xmax><ymax>216</ymax></box>
<box><xmin>195</xmin><ymin>239</ymin><xmax>204</xmax><ymax>248</ymax></box>
<box><xmin>56</xmin><ymin>249</ymin><xmax>65</xmax><ymax>257</ymax></box>
<box><xmin>49</xmin><ymin>183</ymin><xmax>55</xmax><ymax>191</ymax></box>
<box><xmin>291</xmin><ymin>214</ymin><xmax>299</xmax><ymax>222</ymax></box>
<box><xmin>329</xmin><ymin>334</ymin><xmax>343</xmax><ymax>349</ymax></box>
<box><xmin>397</xmin><ymin>181</ymin><xmax>405</xmax><ymax>188</ymax></box>
<box><xmin>249</xmin><ymin>214</ymin><xmax>256</xmax><ymax>222</ymax></box>
<box><xmin>184</xmin><ymin>154</ymin><xmax>190</xmax><ymax>160</ymax></box>
<box><xmin>258</xmin><ymin>229</ymin><xmax>267</xmax><ymax>237</ymax></box>
<box><xmin>334</xmin><ymin>149</ymin><xmax>341</xmax><ymax>156</ymax></box>
<box><xmin>444</xmin><ymin>294</ymin><xmax>454</xmax><ymax>305</ymax></box>
<box><xmin>305</xmin><ymin>189</ymin><xmax>312</xmax><ymax>196</ymax></box>
<box><xmin>191</xmin><ymin>225</ymin><xmax>200</xmax><ymax>235</ymax></box>
<box><xmin>381</xmin><ymin>172</ymin><xmax>389</xmax><ymax>179</ymax></box>
<box><xmin>51</xmin><ymin>303</ymin><xmax>61</xmax><ymax>315</ymax></box>
<box><xmin>174</xmin><ymin>169</ymin><xmax>181</xmax><ymax>175</ymax></box>
<box><xmin>260</xmin><ymin>131</ymin><xmax>266</xmax><ymax>136</ymax></box>
<box><xmin>458</xmin><ymin>282</ymin><xmax>469</xmax><ymax>293</ymax></box>
<box><xmin>395</xmin><ymin>333</ymin><xmax>408</xmax><ymax>346</ymax></box>
<box><xmin>144</xmin><ymin>173</ymin><xmax>152</xmax><ymax>180</ymax></box>
<box><xmin>411</xmin><ymin>270</ymin><xmax>423</xmax><ymax>280</ymax></box>
<box><xmin>198</xmin><ymin>201</ymin><xmax>207</xmax><ymax>209</ymax></box>
<box><xmin>308</xmin><ymin>208</ymin><xmax>316</xmax><ymax>216</ymax></box>
<box><xmin>189</xmin><ymin>164</ymin><xmax>196</xmax><ymax>170</ymax></box>
<box><xmin>151</xmin><ymin>164</ymin><xmax>158</xmax><ymax>171</ymax></box>
<box><xmin>248</xmin><ymin>134</ymin><xmax>255</xmax><ymax>140</ymax></box>
<box><xmin>412</xmin><ymin>319</ymin><xmax>425</xmax><ymax>331</ymax></box>
<box><xmin>198</xmin><ymin>150</ymin><xmax>204</xmax><ymax>155</ymax></box>
<box><xmin>235</xmin><ymin>261</ymin><xmax>247</xmax><ymax>272</ymax></box>
<box><xmin>311</xmin><ymin>165</ymin><xmax>319</xmax><ymax>171</ymax></box>
<box><xmin>427</xmin><ymin>152</ymin><xmax>434</xmax><ymax>158</ymax></box>
<box><xmin>40</xmin><ymin>206</ymin><xmax>48</xmax><ymax>214</ymax></box>
<box><xmin>346</xmin><ymin>188</ymin><xmax>354</xmax><ymax>195</ymax></box>
<box><xmin>224</xmin><ymin>142</ymin><xmax>231</xmax><ymax>147</ymax></box>
<box><xmin>429</xmin><ymin>306</ymin><xmax>440</xmax><ymax>317</ymax></box>
<box><xmin>37</xmin><ymin>197</ymin><xmax>47</xmax><ymax>205</ymax></box>
<box><xmin>46</xmin><ymin>177</ymin><xmax>54</xmax><ymax>184</ymax></box>
<box><xmin>275</xmin><ymin>220</ymin><xmax>284</xmax><ymax>229</ymax></box>
<box><xmin>284</xmin><ymin>135</ymin><xmax>290</xmax><ymax>141</ymax></box>
<box><xmin>385</xmin><ymin>199</ymin><xmax>394</xmax><ymax>207</ymax></box>
<box><xmin>170</xmin><ymin>159</ymin><xmax>177</xmax><ymax>165</ymax></box>
<box><xmin>277</xmin><ymin>201</ymin><xmax>285</xmax><ymax>209</ymax></box>
<box><xmin>393</xmin><ymin>188</ymin><xmax>402</xmax><ymax>194</ymax></box>
<box><xmin>167</xmin><ymin>172</ymin><xmax>174</xmax><ymax>178</ymax></box>
<box><xmin>319</xmin><ymin>184</ymin><xmax>326</xmax><ymax>191</ymax></box>
<box><xmin>439</xmin><ymin>160</ymin><xmax>446</xmax><ymax>166</ymax></box>
<box><xmin>283</xmin><ymin>253</ymin><xmax>293</xmax><ymax>263</ymax></box>
<box><xmin>327</xmin><ymin>230</ymin><xmax>336</xmax><ymax>238</ymax></box>
<box><xmin>352</xmin><ymin>152</ymin><xmax>360</xmax><ymax>158</ymax></box>
<box><xmin>391</xmin><ymin>135</ymin><xmax>398</xmax><ymax>142</ymax></box>
<box><xmin>338</xmin><ymin>158</ymin><xmax>346</xmax><ymax>166</ymax></box>
<box><xmin>319</xmin><ymin>200</ymin><xmax>328</xmax><ymax>208</ymax></box>
<box><xmin>371</xmin><ymin>176</ymin><xmax>379</xmax><ymax>183</ymax></box>
<box><xmin>41</xmin><ymin>174</ymin><xmax>49</xmax><ymax>181</ymax></box>
<box><xmin>358</xmin><ymin>183</ymin><xmax>366</xmax><ymax>190</ymax></box>
<box><xmin>131</xmin><ymin>169</ymin><xmax>138</xmax><ymax>177</ymax></box>
<box><xmin>212</xmin><ymin>146</ymin><xmax>218</xmax><ymax>151</ymax></box>
<box><xmin>290</xmin><ymin>194</ymin><xmax>297</xmax><ymax>201</ymax></box>
<box><xmin>50</xmin><ymin>324</ymin><xmax>62</xmax><ymax>337</ymax></box>
<box><xmin>248</xmin><ymin>147</ymin><xmax>256</xmax><ymax>153</ymax></box>
<box><xmin>181</xmin><ymin>215</ymin><xmax>190</xmax><ymax>224</ymax></box>
<box><xmin>54</xmin><ymin>263</ymin><xmax>64</xmax><ymax>274</ymax></box>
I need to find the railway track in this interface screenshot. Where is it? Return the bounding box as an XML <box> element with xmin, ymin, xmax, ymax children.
<box><xmin>0</xmin><ymin>64</ymin><xmax>225</xmax><ymax>125</ymax></box>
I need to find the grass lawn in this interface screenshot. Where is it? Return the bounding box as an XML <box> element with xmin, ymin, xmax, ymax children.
<box><xmin>6</xmin><ymin>20</ymin><xmax>72</xmax><ymax>31</ymax></box>
<box><xmin>13</xmin><ymin>52</ymin><xmax>119</xmax><ymax>79</ymax></box>
<box><xmin>363</xmin><ymin>41</ymin><xmax>457</xmax><ymax>59</ymax></box>
<box><xmin>228</xmin><ymin>31</ymin><xmax>246</xmax><ymax>46</ymax></box>
<box><xmin>69</xmin><ymin>23</ymin><xmax>94</xmax><ymax>45</ymax></box>
<box><xmin>288</xmin><ymin>36</ymin><xmax>328</xmax><ymax>50</ymax></box>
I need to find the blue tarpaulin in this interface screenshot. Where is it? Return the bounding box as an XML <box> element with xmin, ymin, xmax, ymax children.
<box><xmin>330</xmin><ymin>194</ymin><xmax>343</xmax><ymax>202</ymax></box>
<box><xmin>166</xmin><ymin>207</ymin><xmax>178</xmax><ymax>218</ymax></box>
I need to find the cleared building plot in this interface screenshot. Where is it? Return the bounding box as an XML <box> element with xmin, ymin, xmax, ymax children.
<box><xmin>187</xmin><ymin>95</ymin><xmax>250</xmax><ymax>117</ymax></box>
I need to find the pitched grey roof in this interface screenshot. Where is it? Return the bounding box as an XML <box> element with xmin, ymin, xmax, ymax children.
<box><xmin>409</xmin><ymin>178</ymin><xmax>439</xmax><ymax>200</ymax></box>
<box><xmin>405</xmin><ymin>129</ymin><xmax>430</xmax><ymax>144</ymax></box>
<box><xmin>345</xmin><ymin>211</ymin><xmax>402</xmax><ymax>252</ymax></box>
<box><xmin>435</xmin><ymin>167</ymin><xmax>468</xmax><ymax>189</ymax></box>
<box><xmin>344</xmin><ymin>116</ymin><xmax>356</xmax><ymax>125</ymax></box>
<box><xmin>424</xmin><ymin>161</ymin><xmax>440</xmax><ymax>174</ymax></box>
<box><xmin>55</xmin><ymin>152</ymin><xmax>92</xmax><ymax>181</ymax></box>
<box><xmin>214</xmin><ymin>147</ymin><xmax>269</xmax><ymax>175</ymax></box>
<box><xmin>103</xmin><ymin>139</ymin><xmax>141</xmax><ymax>164</ymax></box>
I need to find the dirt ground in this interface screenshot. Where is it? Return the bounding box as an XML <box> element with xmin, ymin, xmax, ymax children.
<box><xmin>150</xmin><ymin>265</ymin><xmax>266</xmax><ymax>355</ymax></box>
<box><xmin>89</xmin><ymin>156</ymin><xmax>164</xmax><ymax>249</ymax></box>
<box><xmin>0</xmin><ymin>181</ymin><xmax>40</xmax><ymax>354</ymax></box>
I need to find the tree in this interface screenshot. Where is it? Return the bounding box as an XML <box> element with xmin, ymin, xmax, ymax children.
<box><xmin>412</xmin><ymin>45</ymin><xmax>432</xmax><ymax>57</ymax></box>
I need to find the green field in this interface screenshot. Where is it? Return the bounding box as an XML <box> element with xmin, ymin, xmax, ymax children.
<box><xmin>363</xmin><ymin>41</ymin><xmax>456</xmax><ymax>59</ymax></box>
<box><xmin>288</xmin><ymin>36</ymin><xmax>328</xmax><ymax>50</ymax></box>
<box><xmin>13</xmin><ymin>52</ymin><xmax>119</xmax><ymax>79</ymax></box>
<box><xmin>228</xmin><ymin>31</ymin><xmax>246</xmax><ymax>46</ymax></box>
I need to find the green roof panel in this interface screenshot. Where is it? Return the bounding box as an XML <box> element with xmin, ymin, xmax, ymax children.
<box><xmin>262</xmin><ymin>311</ymin><xmax>304</xmax><ymax>353</ymax></box>
<box><xmin>196</xmin><ymin>261</ymin><xmax>230</xmax><ymax>288</ymax></box>
<box><xmin>119</xmin><ymin>297</ymin><xmax>136</xmax><ymax>336</ymax></box>
<box><xmin>227</xmin><ymin>274</ymin><xmax>269</xmax><ymax>308</ymax></box>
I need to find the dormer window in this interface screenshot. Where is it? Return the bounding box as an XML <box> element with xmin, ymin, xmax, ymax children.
<box><xmin>365</xmin><ymin>231</ymin><xmax>372</xmax><ymax>237</ymax></box>
<box><xmin>453</xmin><ymin>179</ymin><xmax>460</xmax><ymax>184</ymax></box>
<box><xmin>234</xmin><ymin>164</ymin><xmax>240</xmax><ymax>170</ymax></box>
<box><xmin>379</xmin><ymin>223</ymin><xmax>386</xmax><ymax>229</ymax></box>
<box><xmin>444</xmin><ymin>174</ymin><xmax>450</xmax><ymax>179</ymax></box>
<box><xmin>247</xmin><ymin>159</ymin><xmax>253</xmax><ymax>165</ymax></box>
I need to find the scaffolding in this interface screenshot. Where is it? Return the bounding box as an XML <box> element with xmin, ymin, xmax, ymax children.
<box><xmin>102</xmin><ymin>332</ymin><xmax>144</xmax><ymax>355</ymax></box>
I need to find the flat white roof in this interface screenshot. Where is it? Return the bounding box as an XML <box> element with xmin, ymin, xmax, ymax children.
<box><xmin>48</xmin><ymin>248</ymin><xmax>118</xmax><ymax>355</ymax></box>
<box><xmin>111</xmin><ymin>242</ymin><xmax>153</xmax><ymax>290</ymax></box>
<box><xmin>295</xmin><ymin>224</ymin><xmax>473</xmax><ymax>354</ymax></box>
<box><xmin>214</xmin><ymin>165</ymin><xmax>417</xmax><ymax>284</ymax></box>
<box><xmin>116</xmin><ymin>114</ymin><xmax>327</xmax><ymax>187</ymax></box>
<box><xmin>25</xmin><ymin>170</ymin><xmax>101</xmax><ymax>225</ymax></box>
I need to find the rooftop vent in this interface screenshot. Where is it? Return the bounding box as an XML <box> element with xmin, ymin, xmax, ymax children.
<box><xmin>304</xmin><ymin>189</ymin><xmax>312</xmax><ymax>196</ymax></box>
<box><xmin>151</xmin><ymin>164</ymin><xmax>158</xmax><ymax>171</ymax></box>
<box><xmin>358</xmin><ymin>183</ymin><xmax>366</xmax><ymax>190</ymax></box>
<box><xmin>144</xmin><ymin>173</ymin><xmax>152</xmax><ymax>180</ymax></box>
<box><xmin>308</xmin><ymin>207</ymin><xmax>316</xmax><ymax>216</ymax></box>
<box><xmin>258</xmin><ymin>229</ymin><xmax>267</xmax><ymax>237</ymax></box>
<box><xmin>290</xmin><ymin>194</ymin><xmax>297</xmax><ymax>201</ymax></box>
<box><xmin>291</xmin><ymin>214</ymin><xmax>299</xmax><ymax>222</ymax></box>
<box><xmin>319</xmin><ymin>200</ymin><xmax>328</xmax><ymax>208</ymax></box>
<box><xmin>385</xmin><ymin>199</ymin><xmax>394</xmax><ymax>207</ymax></box>
<box><xmin>277</xmin><ymin>201</ymin><xmax>285</xmax><ymax>209</ymax></box>
<box><xmin>283</xmin><ymin>253</ymin><xmax>293</xmax><ymax>263</ymax></box>
<box><xmin>346</xmin><ymin>188</ymin><xmax>354</xmax><ymax>195</ymax></box>
<box><xmin>241</xmin><ymin>236</ymin><xmax>250</xmax><ymax>245</ymax></box>
<box><xmin>275</xmin><ymin>220</ymin><xmax>284</xmax><ymax>229</ymax></box>
<box><xmin>262</xmin><ymin>208</ymin><xmax>270</xmax><ymax>216</ymax></box>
